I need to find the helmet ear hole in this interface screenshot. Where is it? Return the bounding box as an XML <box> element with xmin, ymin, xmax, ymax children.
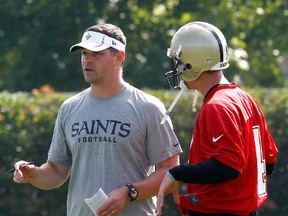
<box><xmin>186</xmin><ymin>63</ymin><xmax>192</xmax><ymax>70</ymax></box>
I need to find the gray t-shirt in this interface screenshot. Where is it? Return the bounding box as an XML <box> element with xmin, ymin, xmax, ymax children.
<box><xmin>48</xmin><ymin>84</ymin><xmax>182</xmax><ymax>216</ymax></box>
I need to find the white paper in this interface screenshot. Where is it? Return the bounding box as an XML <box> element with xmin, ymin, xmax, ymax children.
<box><xmin>85</xmin><ymin>188</ymin><xmax>109</xmax><ymax>215</ymax></box>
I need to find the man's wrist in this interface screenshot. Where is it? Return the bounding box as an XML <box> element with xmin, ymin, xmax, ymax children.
<box><xmin>124</xmin><ymin>183</ymin><xmax>138</xmax><ymax>201</ymax></box>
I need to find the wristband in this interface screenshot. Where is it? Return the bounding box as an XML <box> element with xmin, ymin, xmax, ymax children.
<box><xmin>167</xmin><ymin>171</ymin><xmax>176</xmax><ymax>181</ymax></box>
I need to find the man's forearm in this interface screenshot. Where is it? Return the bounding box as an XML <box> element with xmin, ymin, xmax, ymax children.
<box><xmin>169</xmin><ymin>158</ymin><xmax>240</xmax><ymax>184</ymax></box>
<box><xmin>30</xmin><ymin>161</ymin><xmax>70</xmax><ymax>190</ymax></box>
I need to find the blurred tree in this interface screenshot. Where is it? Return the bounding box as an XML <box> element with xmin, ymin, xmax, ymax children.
<box><xmin>0</xmin><ymin>0</ymin><xmax>287</xmax><ymax>91</ymax></box>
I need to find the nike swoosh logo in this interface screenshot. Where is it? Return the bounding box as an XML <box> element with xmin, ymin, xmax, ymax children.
<box><xmin>173</xmin><ymin>143</ymin><xmax>179</xmax><ymax>147</ymax></box>
<box><xmin>212</xmin><ymin>134</ymin><xmax>224</xmax><ymax>142</ymax></box>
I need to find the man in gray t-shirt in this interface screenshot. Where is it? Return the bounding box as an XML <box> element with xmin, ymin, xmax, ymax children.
<box><xmin>12</xmin><ymin>23</ymin><xmax>182</xmax><ymax>216</ymax></box>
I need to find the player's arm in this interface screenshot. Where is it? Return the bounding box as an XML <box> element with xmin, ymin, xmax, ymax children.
<box><xmin>169</xmin><ymin>158</ymin><xmax>240</xmax><ymax>184</ymax></box>
<box><xmin>13</xmin><ymin>160</ymin><xmax>70</xmax><ymax>190</ymax></box>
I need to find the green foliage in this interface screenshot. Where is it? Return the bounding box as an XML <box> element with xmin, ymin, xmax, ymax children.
<box><xmin>0</xmin><ymin>88</ymin><xmax>287</xmax><ymax>215</ymax></box>
<box><xmin>0</xmin><ymin>0</ymin><xmax>287</xmax><ymax>91</ymax></box>
<box><xmin>0</xmin><ymin>91</ymin><xmax>69</xmax><ymax>216</ymax></box>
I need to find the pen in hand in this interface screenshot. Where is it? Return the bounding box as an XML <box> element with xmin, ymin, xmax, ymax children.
<box><xmin>5</xmin><ymin>161</ymin><xmax>34</xmax><ymax>174</ymax></box>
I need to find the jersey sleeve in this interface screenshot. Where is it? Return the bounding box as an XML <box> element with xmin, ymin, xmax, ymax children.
<box><xmin>48</xmin><ymin>103</ymin><xmax>72</xmax><ymax>166</ymax></box>
<box><xmin>262</xmin><ymin>117</ymin><xmax>278</xmax><ymax>164</ymax></box>
<box><xmin>144</xmin><ymin>99</ymin><xmax>182</xmax><ymax>165</ymax></box>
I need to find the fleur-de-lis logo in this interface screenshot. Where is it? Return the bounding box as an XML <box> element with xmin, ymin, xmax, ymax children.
<box><xmin>86</xmin><ymin>33</ymin><xmax>91</xmax><ymax>40</ymax></box>
<box><xmin>205</xmin><ymin>57</ymin><xmax>212</xmax><ymax>64</ymax></box>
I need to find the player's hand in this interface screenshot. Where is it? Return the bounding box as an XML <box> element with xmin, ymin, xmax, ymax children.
<box><xmin>156</xmin><ymin>173</ymin><xmax>180</xmax><ymax>216</ymax></box>
<box><xmin>13</xmin><ymin>160</ymin><xmax>37</xmax><ymax>184</ymax></box>
<box><xmin>97</xmin><ymin>186</ymin><xmax>130</xmax><ymax>216</ymax></box>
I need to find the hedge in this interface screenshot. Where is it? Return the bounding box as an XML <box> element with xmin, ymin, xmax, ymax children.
<box><xmin>0</xmin><ymin>88</ymin><xmax>287</xmax><ymax>216</ymax></box>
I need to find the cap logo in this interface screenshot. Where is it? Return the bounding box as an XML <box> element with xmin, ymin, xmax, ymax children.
<box><xmin>86</xmin><ymin>33</ymin><xmax>91</xmax><ymax>40</ymax></box>
<box><xmin>70</xmin><ymin>31</ymin><xmax>126</xmax><ymax>52</ymax></box>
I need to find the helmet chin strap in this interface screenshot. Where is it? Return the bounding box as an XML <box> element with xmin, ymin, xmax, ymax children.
<box><xmin>161</xmin><ymin>81</ymin><xmax>198</xmax><ymax>124</ymax></box>
<box><xmin>182</xmin><ymin>81</ymin><xmax>198</xmax><ymax>113</ymax></box>
<box><xmin>192</xmin><ymin>89</ymin><xmax>198</xmax><ymax>112</ymax></box>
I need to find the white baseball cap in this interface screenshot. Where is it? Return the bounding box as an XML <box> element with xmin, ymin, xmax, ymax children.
<box><xmin>70</xmin><ymin>31</ymin><xmax>126</xmax><ymax>52</ymax></box>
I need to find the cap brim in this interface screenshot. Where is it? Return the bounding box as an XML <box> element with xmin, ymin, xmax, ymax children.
<box><xmin>70</xmin><ymin>42</ymin><xmax>110</xmax><ymax>52</ymax></box>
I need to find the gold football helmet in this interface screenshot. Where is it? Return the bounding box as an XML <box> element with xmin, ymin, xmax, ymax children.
<box><xmin>165</xmin><ymin>21</ymin><xmax>229</xmax><ymax>89</ymax></box>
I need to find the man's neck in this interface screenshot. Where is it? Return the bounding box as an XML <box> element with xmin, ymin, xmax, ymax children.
<box><xmin>195</xmin><ymin>71</ymin><xmax>229</xmax><ymax>97</ymax></box>
<box><xmin>90</xmin><ymin>78</ymin><xmax>126</xmax><ymax>98</ymax></box>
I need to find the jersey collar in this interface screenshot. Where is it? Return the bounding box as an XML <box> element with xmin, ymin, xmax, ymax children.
<box><xmin>203</xmin><ymin>82</ymin><xmax>236</xmax><ymax>101</ymax></box>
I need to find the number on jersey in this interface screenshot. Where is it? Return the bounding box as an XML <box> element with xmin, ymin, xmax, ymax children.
<box><xmin>253</xmin><ymin>125</ymin><xmax>267</xmax><ymax>197</ymax></box>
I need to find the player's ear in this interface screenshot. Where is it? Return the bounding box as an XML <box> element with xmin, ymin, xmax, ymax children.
<box><xmin>116</xmin><ymin>51</ymin><xmax>125</xmax><ymax>64</ymax></box>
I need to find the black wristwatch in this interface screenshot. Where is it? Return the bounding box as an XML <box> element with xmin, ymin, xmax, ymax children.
<box><xmin>125</xmin><ymin>183</ymin><xmax>138</xmax><ymax>201</ymax></box>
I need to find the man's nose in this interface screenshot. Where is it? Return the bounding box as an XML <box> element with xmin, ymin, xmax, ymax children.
<box><xmin>83</xmin><ymin>54</ymin><xmax>94</xmax><ymax>62</ymax></box>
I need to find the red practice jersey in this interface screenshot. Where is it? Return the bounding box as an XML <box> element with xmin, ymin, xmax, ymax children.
<box><xmin>179</xmin><ymin>83</ymin><xmax>278</xmax><ymax>215</ymax></box>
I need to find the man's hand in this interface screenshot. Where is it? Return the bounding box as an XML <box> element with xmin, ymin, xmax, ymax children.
<box><xmin>13</xmin><ymin>160</ymin><xmax>37</xmax><ymax>184</ymax></box>
<box><xmin>97</xmin><ymin>186</ymin><xmax>130</xmax><ymax>216</ymax></box>
<box><xmin>13</xmin><ymin>160</ymin><xmax>70</xmax><ymax>190</ymax></box>
<box><xmin>156</xmin><ymin>173</ymin><xmax>180</xmax><ymax>216</ymax></box>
